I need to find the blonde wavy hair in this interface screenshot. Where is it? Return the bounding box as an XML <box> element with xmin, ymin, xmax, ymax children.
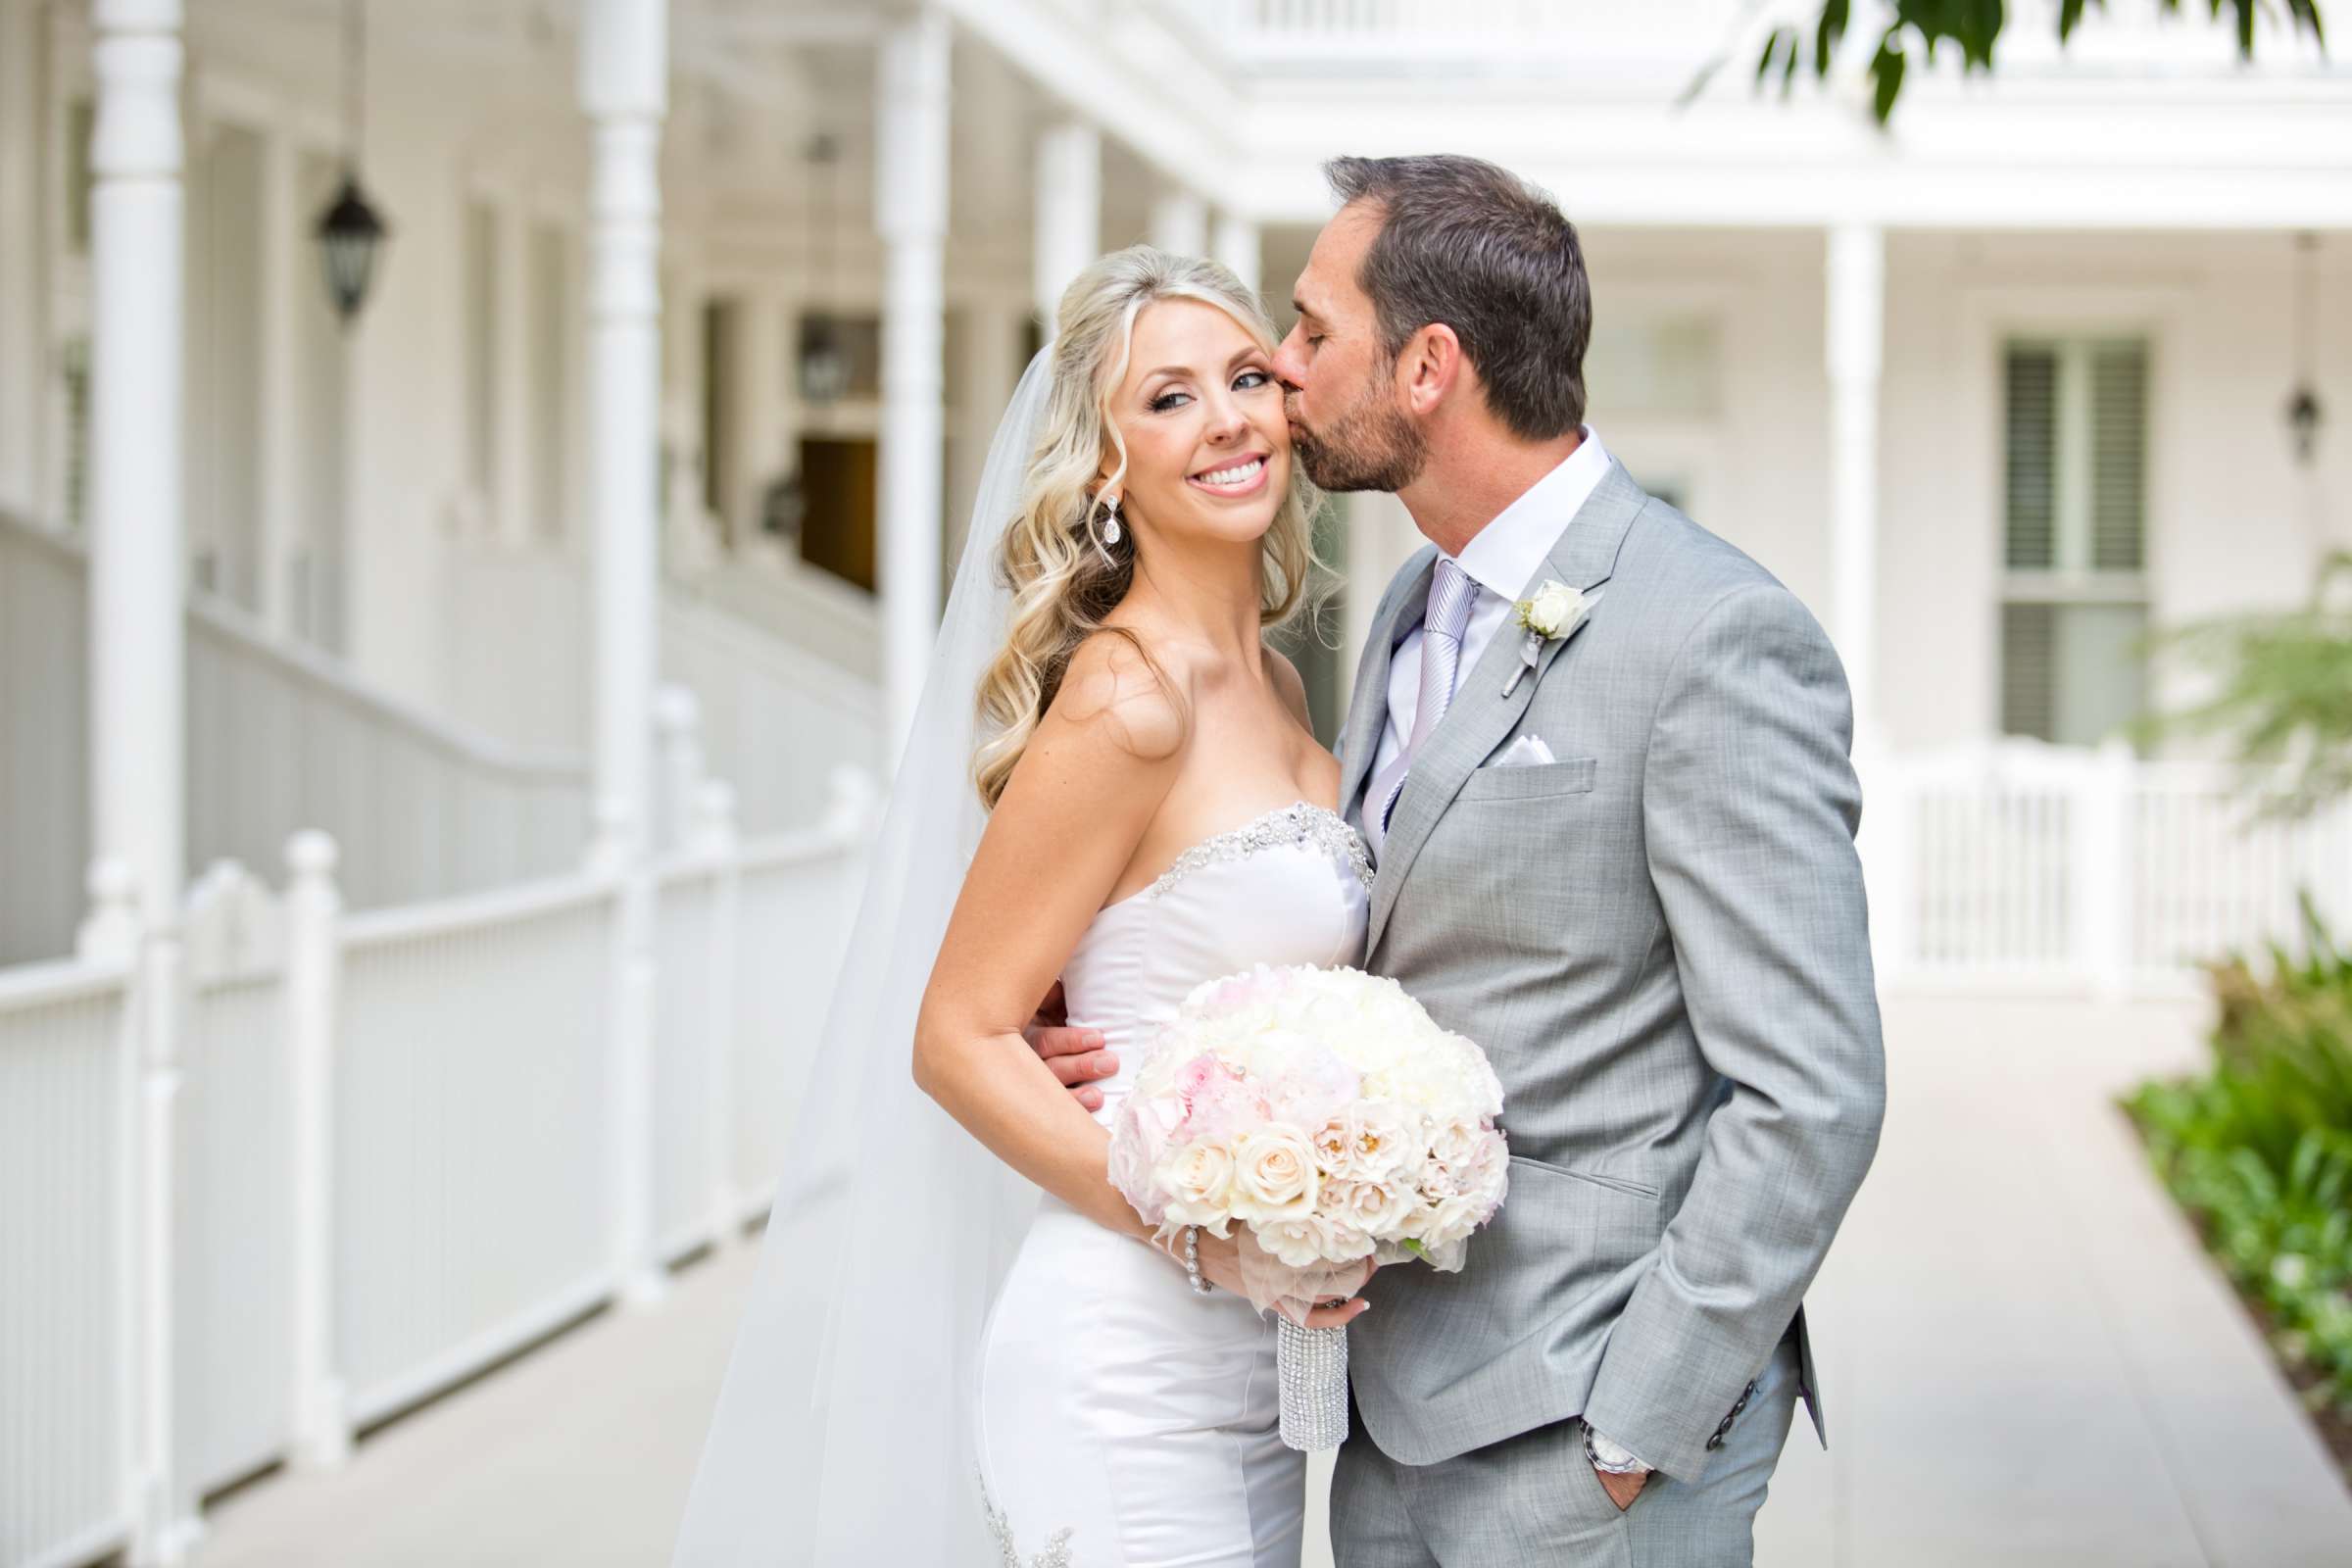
<box><xmin>973</xmin><ymin>245</ymin><xmax>1323</xmax><ymax>810</ymax></box>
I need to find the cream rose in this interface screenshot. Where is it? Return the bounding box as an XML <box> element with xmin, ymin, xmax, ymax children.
<box><xmin>1309</xmin><ymin>1117</ymin><xmax>1351</xmax><ymax>1176</ymax></box>
<box><xmin>1343</xmin><ymin>1102</ymin><xmax>1420</xmax><ymax>1180</ymax></box>
<box><xmin>1254</xmin><ymin>1212</ymin><xmax>1376</xmax><ymax>1270</ymax></box>
<box><xmin>1155</xmin><ymin>1139</ymin><xmax>1237</xmax><ymax>1234</ymax></box>
<box><xmin>1228</xmin><ymin>1126</ymin><xmax>1319</xmax><ymax>1223</ymax></box>
<box><xmin>1327</xmin><ymin>1176</ymin><xmax>1417</xmax><ymax>1239</ymax></box>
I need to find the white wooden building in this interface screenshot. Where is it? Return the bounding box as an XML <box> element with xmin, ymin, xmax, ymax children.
<box><xmin>1</xmin><ymin>4</ymin><xmax>2348</xmax><ymax>1566</ymax></box>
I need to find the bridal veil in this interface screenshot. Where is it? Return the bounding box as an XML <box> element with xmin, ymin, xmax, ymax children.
<box><xmin>670</xmin><ymin>350</ymin><xmax>1054</xmax><ymax>1563</ymax></box>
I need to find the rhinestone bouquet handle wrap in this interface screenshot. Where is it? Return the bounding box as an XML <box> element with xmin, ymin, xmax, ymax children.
<box><xmin>1276</xmin><ymin>1319</ymin><xmax>1349</xmax><ymax>1450</ymax></box>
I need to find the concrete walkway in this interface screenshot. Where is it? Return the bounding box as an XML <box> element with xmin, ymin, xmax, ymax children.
<box><xmin>188</xmin><ymin>996</ymin><xmax>2352</xmax><ymax>1566</ymax></box>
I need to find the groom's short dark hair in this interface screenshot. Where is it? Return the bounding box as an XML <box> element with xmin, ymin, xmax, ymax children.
<box><xmin>1323</xmin><ymin>154</ymin><xmax>1590</xmax><ymax>442</ymax></box>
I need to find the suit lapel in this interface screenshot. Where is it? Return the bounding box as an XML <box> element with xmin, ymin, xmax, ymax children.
<box><xmin>1365</xmin><ymin>462</ymin><xmax>1649</xmax><ymax>953</ymax></box>
<box><xmin>1338</xmin><ymin>546</ymin><xmax>1437</xmax><ymax>825</ymax></box>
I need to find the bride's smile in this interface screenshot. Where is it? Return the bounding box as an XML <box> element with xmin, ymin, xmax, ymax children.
<box><xmin>1105</xmin><ymin>298</ymin><xmax>1293</xmax><ymax>556</ymax></box>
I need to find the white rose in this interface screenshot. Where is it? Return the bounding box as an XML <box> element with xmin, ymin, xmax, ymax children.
<box><xmin>1426</xmin><ymin>1192</ymin><xmax>1484</xmax><ymax>1245</ymax></box>
<box><xmin>1523</xmin><ymin>579</ymin><xmax>1580</xmax><ymax>637</ymax></box>
<box><xmin>1343</xmin><ymin>1102</ymin><xmax>1420</xmax><ymax>1180</ymax></box>
<box><xmin>1327</xmin><ymin>1177</ymin><xmax>1417</xmax><ymax>1240</ymax></box>
<box><xmin>1309</xmin><ymin>1117</ymin><xmax>1351</xmax><ymax>1176</ymax></box>
<box><xmin>1255</xmin><ymin>1212</ymin><xmax>1375</xmax><ymax>1269</ymax></box>
<box><xmin>1428</xmin><ymin>1116</ymin><xmax>1487</xmax><ymax>1175</ymax></box>
<box><xmin>1228</xmin><ymin>1126</ymin><xmax>1319</xmax><ymax>1223</ymax></box>
<box><xmin>1253</xmin><ymin>1215</ymin><xmax>1330</xmax><ymax>1269</ymax></box>
<box><xmin>1155</xmin><ymin>1139</ymin><xmax>1237</xmax><ymax>1234</ymax></box>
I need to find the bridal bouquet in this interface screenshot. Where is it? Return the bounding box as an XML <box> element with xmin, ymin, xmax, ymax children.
<box><xmin>1106</xmin><ymin>963</ymin><xmax>1509</xmax><ymax>1450</ymax></box>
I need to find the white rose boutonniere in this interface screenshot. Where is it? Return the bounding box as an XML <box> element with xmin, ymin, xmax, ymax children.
<box><xmin>1503</xmin><ymin>578</ymin><xmax>1590</xmax><ymax>696</ymax></box>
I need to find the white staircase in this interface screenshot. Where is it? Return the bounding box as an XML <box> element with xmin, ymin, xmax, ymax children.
<box><xmin>1</xmin><ymin>513</ymin><xmax>594</xmax><ymax>966</ymax></box>
<box><xmin>1</xmin><ymin>511</ymin><xmax>890</xmax><ymax>965</ymax></box>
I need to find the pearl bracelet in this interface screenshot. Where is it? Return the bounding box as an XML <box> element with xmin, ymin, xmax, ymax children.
<box><xmin>1183</xmin><ymin>1225</ymin><xmax>1213</xmax><ymax>1296</ymax></box>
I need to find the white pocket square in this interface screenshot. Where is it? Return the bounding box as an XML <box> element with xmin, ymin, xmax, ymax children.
<box><xmin>1486</xmin><ymin>734</ymin><xmax>1556</xmax><ymax>768</ymax></box>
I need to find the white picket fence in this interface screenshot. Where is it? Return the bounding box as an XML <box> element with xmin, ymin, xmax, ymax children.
<box><xmin>0</xmin><ymin>772</ymin><xmax>873</xmax><ymax>1568</ymax></box>
<box><xmin>1864</xmin><ymin>740</ymin><xmax>2352</xmax><ymax>996</ymax></box>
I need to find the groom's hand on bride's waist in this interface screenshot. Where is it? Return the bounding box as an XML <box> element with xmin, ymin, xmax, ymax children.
<box><xmin>1024</xmin><ymin>981</ymin><xmax>1119</xmax><ymax>1112</ymax></box>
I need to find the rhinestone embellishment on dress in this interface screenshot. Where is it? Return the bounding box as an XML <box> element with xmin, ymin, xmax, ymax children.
<box><xmin>980</xmin><ymin>1473</ymin><xmax>1075</xmax><ymax>1568</ymax></box>
<box><xmin>1142</xmin><ymin>803</ymin><xmax>1375</xmax><ymax>903</ymax></box>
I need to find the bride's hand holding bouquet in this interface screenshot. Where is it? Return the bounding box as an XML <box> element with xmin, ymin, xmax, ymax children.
<box><xmin>1109</xmin><ymin>963</ymin><xmax>1511</xmax><ymax>1449</ymax></box>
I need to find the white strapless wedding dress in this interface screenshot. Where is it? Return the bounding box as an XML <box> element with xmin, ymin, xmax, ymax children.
<box><xmin>975</xmin><ymin>803</ymin><xmax>1374</xmax><ymax>1568</ymax></box>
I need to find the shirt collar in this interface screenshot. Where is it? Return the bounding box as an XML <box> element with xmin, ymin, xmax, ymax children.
<box><xmin>1446</xmin><ymin>425</ymin><xmax>1611</xmax><ymax>606</ymax></box>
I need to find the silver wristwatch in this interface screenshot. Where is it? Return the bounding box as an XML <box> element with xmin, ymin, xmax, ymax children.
<box><xmin>1584</xmin><ymin>1425</ymin><xmax>1649</xmax><ymax>1475</ymax></box>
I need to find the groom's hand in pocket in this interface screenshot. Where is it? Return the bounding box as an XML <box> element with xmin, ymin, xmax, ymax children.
<box><xmin>1593</xmin><ymin>1467</ymin><xmax>1649</xmax><ymax>1512</ymax></box>
<box><xmin>1024</xmin><ymin>981</ymin><xmax>1119</xmax><ymax>1111</ymax></box>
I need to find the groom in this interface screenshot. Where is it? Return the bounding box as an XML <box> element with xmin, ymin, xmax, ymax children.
<box><xmin>1041</xmin><ymin>154</ymin><xmax>1885</xmax><ymax>1564</ymax></box>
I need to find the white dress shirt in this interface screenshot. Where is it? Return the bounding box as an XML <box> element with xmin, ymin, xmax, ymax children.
<box><xmin>1367</xmin><ymin>427</ymin><xmax>1612</xmax><ymax>788</ymax></box>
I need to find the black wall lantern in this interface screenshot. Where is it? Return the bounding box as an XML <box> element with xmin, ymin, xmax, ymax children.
<box><xmin>2288</xmin><ymin>232</ymin><xmax>2325</xmax><ymax>466</ymax></box>
<box><xmin>796</xmin><ymin>132</ymin><xmax>849</xmax><ymax>405</ymax></box>
<box><xmin>316</xmin><ymin>0</ymin><xmax>389</xmax><ymax>325</ymax></box>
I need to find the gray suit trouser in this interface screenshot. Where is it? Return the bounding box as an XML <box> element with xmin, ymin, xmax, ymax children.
<box><xmin>1330</xmin><ymin>1329</ymin><xmax>1802</xmax><ymax>1567</ymax></box>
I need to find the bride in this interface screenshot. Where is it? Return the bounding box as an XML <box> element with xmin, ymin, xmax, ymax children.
<box><xmin>670</xmin><ymin>247</ymin><xmax>1374</xmax><ymax>1567</ymax></box>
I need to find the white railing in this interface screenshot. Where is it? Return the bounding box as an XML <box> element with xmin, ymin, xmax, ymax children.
<box><xmin>1170</xmin><ymin>0</ymin><xmax>1746</xmax><ymax>62</ymax></box>
<box><xmin>186</xmin><ymin>601</ymin><xmax>592</xmax><ymax>912</ymax></box>
<box><xmin>1866</xmin><ymin>740</ymin><xmax>2352</xmax><ymax>996</ymax></box>
<box><xmin>336</xmin><ymin>873</ymin><xmax>620</xmax><ymax>1428</ymax></box>
<box><xmin>0</xmin><ymin>943</ymin><xmax>134</xmax><ymax>1568</ymax></box>
<box><xmin>661</xmin><ymin>565</ymin><xmax>886</xmax><ymax>840</ymax></box>
<box><xmin>439</xmin><ymin>527</ymin><xmax>887</xmax><ymax>840</ymax></box>
<box><xmin>0</xmin><ymin>513</ymin><xmax>593</xmax><ymax>968</ymax></box>
<box><xmin>0</xmin><ymin>773</ymin><xmax>875</xmax><ymax>1568</ymax></box>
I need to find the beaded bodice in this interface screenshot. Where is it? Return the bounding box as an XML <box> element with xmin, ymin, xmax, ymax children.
<box><xmin>1062</xmin><ymin>802</ymin><xmax>1373</xmax><ymax>1129</ymax></box>
<box><xmin>1136</xmin><ymin>802</ymin><xmax>1374</xmax><ymax>903</ymax></box>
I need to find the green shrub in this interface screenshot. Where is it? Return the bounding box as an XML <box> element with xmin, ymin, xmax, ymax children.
<box><xmin>2129</xmin><ymin>894</ymin><xmax>2352</xmax><ymax>1416</ymax></box>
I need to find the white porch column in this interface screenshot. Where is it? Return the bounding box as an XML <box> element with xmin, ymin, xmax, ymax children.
<box><xmin>1212</xmin><ymin>212</ymin><xmax>1261</xmax><ymax>297</ymax></box>
<box><xmin>256</xmin><ymin>131</ymin><xmax>299</xmax><ymax>636</ymax></box>
<box><xmin>1150</xmin><ymin>189</ymin><xmax>1208</xmax><ymax>260</ymax></box>
<box><xmin>89</xmin><ymin>0</ymin><xmax>185</xmax><ymax>933</ymax></box>
<box><xmin>0</xmin><ymin>0</ymin><xmax>41</xmax><ymax>513</ymax></box>
<box><xmin>875</xmin><ymin>9</ymin><xmax>951</xmax><ymax>755</ymax></box>
<box><xmin>1032</xmin><ymin>120</ymin><xmax>1101</xmax><ymax>327</ymax></box>
<box><xmin>88</xmin><ymin>7</ymin><xmax>194</xmax><ymax>1557</ymax></box>
<box><xmin>580</xmin><ymin>0</ymin><xmax>665</xmax><ymax>863</ymax></box>
<box><xmin>1826</xmin><ymin>222</ymin><xmax>1883</xmax><ymax>743</ymax></box>
<box><xmin>580</xmin><ymin>0</ymin><xmax>668</xmax><ymax>1309</ymax></box>
<box><xmin>492</xmin><ymin>201</ymin><xmax>533</xmax><ymax>543</ymax></box>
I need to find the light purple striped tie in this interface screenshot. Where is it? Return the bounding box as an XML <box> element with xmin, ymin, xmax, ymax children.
<box><xmin>1365</xmin><ymin>558</ymin><xmax>1476</xmax><ymax>859</ymax></box>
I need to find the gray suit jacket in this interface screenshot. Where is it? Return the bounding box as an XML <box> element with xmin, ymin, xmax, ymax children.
<box><xmin>1339</xmin><ymin>460</ymin><xmax>1886</xmax><ymax>1484</ymax></box>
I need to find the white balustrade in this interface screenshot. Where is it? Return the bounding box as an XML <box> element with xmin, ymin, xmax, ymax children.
<box><xmin>1210</xmin><ymin>1</ymin><xmax>1746</xmax><ymax>55</ymax></box>
<box><xmin>659</xmin><ymin>573</ymin><xmax>886</xmax><ymax>838</ymax></box>
<box><xmin>0</xmin><ymin>512</ymin><xmax>595</xmax><ymax>966</ymax></box>
<box><xmin>0</xmin><ymin>934</ymin><xmax>137</xmax><ymax>1568</ymax></box>
<box><xmin>0</xmin><ymin>765</ymin><xmax>879</xmax><ymax>1566</ymax></box>
<box><xmin>173</xmin><ymin>860</ymin><xmax>294</xmax><ymax>1512</ymax></box>
<box><xmin>1864</xmin><ymin>740</ymin><xmax>2352</xmax><ymax>994</ymax></box>
<box><xmin>728</xmin><ymin>769</ymin><xmax>877</xmax><ymax>1212</ymax></box>
<box><xmin>339</xmin><ymin>868</ymin><xmax>622</xmax><ymax>1414</ymax></box>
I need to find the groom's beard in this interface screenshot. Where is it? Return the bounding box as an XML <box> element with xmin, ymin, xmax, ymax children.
<box><xmin>1289</xmin><ymin>383</ymin><xmax>1428</xmax><ymax>494</ymax></box>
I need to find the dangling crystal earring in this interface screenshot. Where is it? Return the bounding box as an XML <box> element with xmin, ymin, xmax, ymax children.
<box><xmin>1101</xmin><ymin>495</ymin><xmax>1122</xmax><ymax>545</ymax></box>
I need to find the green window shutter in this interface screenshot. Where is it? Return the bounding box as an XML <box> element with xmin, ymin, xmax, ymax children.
<box><xmin>2000</xmin><ymin>601</ymin><xmax>2056</xmax><ymax>742</ymax></box>
<box><xmin>2004</xmin><ymin>346</ymin><xmax>2057</xmax><ymax>569</ymax></box>
<box><xmin>2089</xmin><ymin>342</ymin><xmax>2146</xmax><ymax>571</ymax></box>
